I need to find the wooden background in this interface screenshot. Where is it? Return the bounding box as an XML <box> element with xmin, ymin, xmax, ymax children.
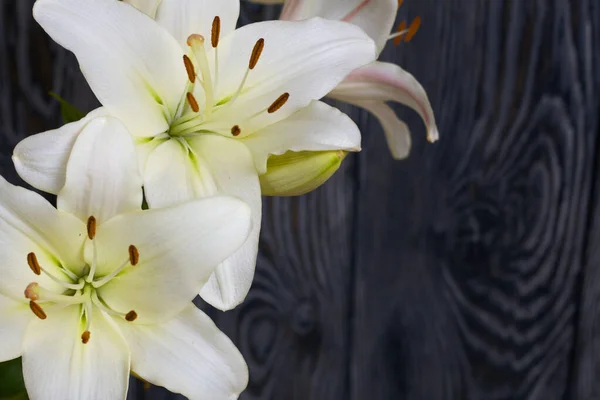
<box><xmin>2</xmin><ymin>0</ymin><xmax>600</xmax><ymax>399</ymax></box>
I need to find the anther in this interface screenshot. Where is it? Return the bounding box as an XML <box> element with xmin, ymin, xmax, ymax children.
<box><xmin>394</xmin><ymin>21</ymin><xmax>407</xmax><ymax>46</ymax></box>
<box><xmin>27</xmin><ymin>252</ymin><xmax>41</xmax><ymax>275</ymax></box>
<box><xmin>129</xmin><ymin>245</ymin><xmax>139</xmax><ymax>266</ymax></box>
<box><xmin>268</xmin><ymin>93</ymin><xmax>290</xmax><ymax>114</ymax></box>
<box><xmin>211</xmin><ymin>16</ymin><xmax>221</xmax><ymax>48</ymax></box>
<box><xmin>405</xmin><ymin>17</ymin><xmax>421</xmax><ymax>42</ymax></box>
<box><xmin>25</xmin><ymin>282</ymin><xmax>39</xmax><ymax>301</ymax></box>
<box><xmin>81</xmin><ymin>330</ymin><xmax>91</xmax><ymax>344</ymax></box>
<box><xmin>87</xmin><ymin>216</ymin><xmax>97</xmax><ymax>240</ymax></box>
<box><xmin>183</xmin><ymin>55</ymin><xmax>196</xmax><ymax>83</ymax></box>
<box><xmin>398</xmin><ymin>0</ymin><xmax>403</xmax><ymax>7</ymax></box>
<box><xmin>249</xmin><ymin>38</ymin><xmax>265</xmax><ymax>70</ymax></box>
<box><xmin>231</xmin><ymin>125</ymin><xmax>241</xmax><ymax>137</ymax></box>
<box><xmin>186</xmin><ymin>92</ymin><xmax>200</xmax><ymax>113</ymax></box>
<box><xmin>125</xmin><ymin>310</ymin><xmax>138</xmax><ymax>322</ymax></box>
<box><xmin>30</xmin><ymin>301</ymin><xmax>47</xmax><ymax>320</ymax></box>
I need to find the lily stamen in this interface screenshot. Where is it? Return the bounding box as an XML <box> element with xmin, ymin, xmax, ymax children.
<box><xmin>81</xmin><ymin>330</ymin><xmax>91</xmax><ymax>344</ymax></box>
<box><xmin>231</xmin><ymin>125</ymin><xmax>241</xmax><ymax>137</ymax></box>
<box><xmin>27</xmin><ymin>252</ymin><xmax>41</xmax><ymax>275</ymax></box>
<box><xmin>186</xmin><ymin>92</ymin><xmax>200</xmax><ymax>113</ymax></box>
<box><xmin>27</xmin><ymin>252</ymin><xmax>84</xmax><ymax>290</ymax></box>
<box><xmin>92</xmin><ymin>247</ymin><xmax>138</xmax><ymax>288</ymax></box>
<box><xmin>183</xmin><ymin>55</ymin><xmax>196</xmax><ymax>84</ymax></box>
<box><xmin>267</xmin><ymin>92</ymin><xmax>290</xmax><ymax>114</ymax></box>
<box><xmin>212</xmin><ymin>16</ymin><xmax>221</xmax><ymax>94</ymax></box>
<box><xmin>87</xmin><ymin>216</ymin><xmax>97</xmax><ymax>240</ymax></box>
<box><xmin>125</xmin><ymin>310</ymin><xmax>138</xmax><ymax>322</ymax></box>
<box><xmin>29</xmin><ymin>301</ymin><xmax>47</xmax><ymax>320</ymax></box>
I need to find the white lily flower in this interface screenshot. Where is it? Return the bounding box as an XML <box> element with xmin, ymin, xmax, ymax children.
<box><xmin>3</xmin><ymin>116</ymin><xmax>251</xmax><ymax>399</ymax></box>
<box><xmin>14</xmin><ymin>0</ymin><xmax>376</xmax><ymax>310</ymax></box>
<box><xmin>246</xmin><ymin>0</ymin><xmax>439</xmax><ymax>159</ymax></box>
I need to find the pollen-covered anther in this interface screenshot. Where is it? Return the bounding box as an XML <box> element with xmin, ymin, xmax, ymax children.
<box><xmin>249</xmin><ymin>38</ymin><xmax>265</xmax><ymax>70</ymax></box>
<box><xmin>183</xmin><ymin>55</ymin><xmax>196</xmax><ymax>83</ymax></box>
<box><xmin>404</xmin><ymin>17</ymin><xmax>421</xmax><ymax>42</ymax></box>
<box><xmin>27</xmin><ymin>252</ymin><xmax>41</xmax><ymax>275</ymax></box>
<box><xmin>81</xmin><ymin>330</ymin><xmax>91</xmax><ymax>344</ymax></box>
<box><xmin>129</xmin><ymin>245</ymin><xmax>140</xmax><ymax>266</ymax></box>
<box><xmin>186</xmin><ymin>92</ymin><xmax>200</xmax><ymax>113</ymax></box>
<box><xmin>268</xmin><ymin>93</ymin><xmax>290</xmax><ymax>114</ymax></box>
<box><xmin>87</xmin><ymin>216</ymin><xmax>97</xmax><ymax>240</ymax></box>
<box><xmin>125</xmin><ymin>310</ymin><xmax>138</xmax><ymax>322</ymax></box>
<box><xmin>30</xmin><ymin>301</ymin><xmax>47</xmax><ymax>320</ymax></box>
<box><xmin>231</xmin><ymin>125</ymin><xmax>241</xmax><ymax>137</ymax></box>
<box><xmin>393</xmin><ymin>21</ymin><xmax>407</xmax><ymax>46</ymax></box>
<box><xmin>211</xmin><ymin>16</ymin><xmax>221</xmax><ymax>48</ymax></box>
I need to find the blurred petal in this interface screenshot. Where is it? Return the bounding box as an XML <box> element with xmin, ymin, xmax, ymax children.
<box><xmin>57</xmin><ymin>117</ymin><xmax>142</xmax><ymax>224</ymax></box>
<box><xmin>117</xmin><ymin>305</ymin><xmax>248</xmax><ymax>399</ymax></box>
<box><xmin>360</xmin><ymin>101</ymin><xmax>411</xmax><ymax>159</ymax></box>
<box><xmin>95</xmin><ymin>197</ymin><xmax>252</xmax><ymax>323</ymax></box>
<box><xmin>123</xmin><ymin>0</ymin><xmax>161</xmax><ymax>18</ymax></box>
<box><xmin>0</xmin><ymin>294</ymin><xmax>31</xmax><ymax>361</ymax></box>
<box><xmin>241</xmin><ymin>101</ymin><xmax>360</xmax><ymax>174</ymax></box>
<box><xmin>33</xmin><ymin>0</ymin><xmax>186</xmax><ymax>137</ymax></box>
<box><xmin>280</xmin><ymin>0</ymin><xmax>397</xmax><ymax>53</ymax></box>
<box><xmin>13</xmin><ymin>107</ymin><xmax>108</xmax><ymax>195</ymax></box>
<box><xmin>188</xmin><ymin>135</ymin><xmax>261</xmax><ymax>310</ymax></box>
<box><xmin>260</xmin><ymin>150</ymin><xmax>347</xmax><ymax>196</ymax></box>
<box><xmin>156</xmin><ymin>0</ymin><xmax>240</xmax><ymax>48</ymax></box>
<box><xmin>22</xmin><ymin>306</ymin><xmax>130</xmax><ymax>400</ymax></box>
<box><xmin>330</xmin><ymin>61</ymin><xmax>439</xmax><ymax>144</ymax></box>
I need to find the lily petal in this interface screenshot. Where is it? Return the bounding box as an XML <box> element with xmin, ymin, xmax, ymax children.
<box><xmin>280</xmin><ymin>0</ymin><xmax>397</xmax><ymax>53</ymax></box>
<box><xmin>329</xmin><ymin>61</ymin><xmax>439</xmax><ymax>147</ymax></box>
<box><xmin>123</xmin><ymin>0</ymin><xmax>162</xmax><ymax>18</ymax></box>
<box><xmin>0</xmin><ymin>293</ymin><xmax>31</xmax><ymax>361</ymax></box>
<box><xmin>22</xmin><ymin>306</ymin><xmax>130</xmax><ymax>400</ymax></box>
<box><xmin>187</xmin><ymin>135</ymin><xmax>261</xmax><ymax>310</ymax></box>
<box><xmin>12</xmin><ymin>107</ymin><xmax>108</xmax><ymax>195</ymax></box>
<box><xmin>117</xmin><ymin>304</ymin><xmax>248</xmax><ymax>399</ymax></box>
<box><xmin>241</xmin><ymin>100</ymin><xmax>361</xmax><ymax>174</ymax></box>
<box><xmin>57</xmin><ymin>117</ymin><xmax>142</xmax><ymax>225</ymax></box>
<box><xmin>0</xmin><ymin>176</ymin><xmax>86</xmax><ymax>297</ymax></box>
<box><xmin>206</xmin><ymin>18</ymin><xmax>376</xmax><ymax>134</ymax></box>
<box><xmin>358</xmin><ymin>101</ymin><xmax>412</xmax><ymax>159</ymax></box>
<box><xmin>143</xmin><ymin>139</ymin><xmax>218</xmax><ymax>208</ymax></box>
<box><xmin>95</xmin><ymin>197</ymin><xmax>252</xmax><ymax>323</ymax></box>
<box><xmin>33</xmin><ymin>0</ymin><xmax>186</xmax><ymax>137</ymax></box>
<box><xmin>155</xmin><ymin>0</ymin><xmax>240</xmax><ymax>49</ymax></box>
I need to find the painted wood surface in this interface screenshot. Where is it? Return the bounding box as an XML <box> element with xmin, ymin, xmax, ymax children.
<box><xmin>2</xmin><ymin>1</ymin><xmax>600</xmax><ymax>399</ymax></box>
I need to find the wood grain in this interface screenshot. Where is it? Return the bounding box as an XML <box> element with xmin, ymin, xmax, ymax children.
<box><xmin>2</xmin><ymin>1</ymin><xmax>600</xmax><ymax>400</ymax></box>
<box><xmin>352</xmin><ymin>1</ymin><xmax>600</xmax><ymax>399</ymax></box>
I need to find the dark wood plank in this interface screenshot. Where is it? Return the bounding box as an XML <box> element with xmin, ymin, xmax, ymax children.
<box><xmin>351</xmin><ymin>0</ymin><xmax>600</xmax><ymax>399</ymax></box>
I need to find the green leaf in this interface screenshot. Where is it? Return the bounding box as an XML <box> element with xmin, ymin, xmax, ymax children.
<box><xmin>49</xmin><ymin>92</ymin><xmax>86</xmax><ymax>124</ymax></box>
<box><xmin>0</xmin><ymin>358</ymin><xmax>27</xmax><ymax>400</ymax></box>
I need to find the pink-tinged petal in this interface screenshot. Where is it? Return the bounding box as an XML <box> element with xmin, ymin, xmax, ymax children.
<box><xmin>280</xmin><ymin>0</ymin><xmax>397</xmax><ymax>53</ymax></box>
<box><xmin>329</xmin><ymin>61</ymin><xmax>439</xmax><ymax>145</ymax></box>
<box><xmin>356</xmin><ymin>101</ymin><xmax>411</xmax><ymax>159</ymax></box>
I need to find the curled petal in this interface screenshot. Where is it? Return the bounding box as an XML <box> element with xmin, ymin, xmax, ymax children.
<box><xmin>329</xmin><ymin>61</ymin><xmax>439</xmax><ymax>148</ymax></box>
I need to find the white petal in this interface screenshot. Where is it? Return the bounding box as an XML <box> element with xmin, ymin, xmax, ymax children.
<box><xmin>13</xmin><ymin>107</ymin><xmax>108</xmax><ymax>195</ymax></box>
<box><xmin>22</xmin><ymin>306</ymin><xmax>130</xmax><ymax>400</ymax></box>
<box><xmin>245</xmin><ymin>0</ymin><xmax>284</xmax><ymax>3</ymax></box>
<box><xmin>241</xmin><ymin>100</ymin><xmax>361</xmax><ymax>174</ymax></box>
<box><xmin>143</xmin><ymin>139</ymin><xmax>217</xmax><ymax>209</ymax></box>
<box><xmin>0</xmin><ymin>176</ymin><xmax>86</xmax><ymax>298</ymax></box>
<box><xmin>117</xmin><ymin>304</ymin><xmax>248</xmax><ymax>399</ymax></box>
<box><xmin>0</xmin><ymin>294</ymin><xmax>31</xmax><ymax>361</ymax></box>
<box><xmin>280</xmin><ymin>0</ymin><xmax>397</xmax><ymax>53</ymax></box>
<box><xmin>359</xmin><ymin>101</ymin><xmax>411</xmax><ymax>159</ymax></box>
<box><xmin>33</xmin><ymin>0</ymin><xmax>186</xmax><ymax>137</ymax></box>
<box><xmin>156</xmin><ymin>0</ymin><xmax>240</xmax><ymax>49</ymax></box>
<box><xmin>95</xmin><ymin>196</ymin><xmax>252</xmax><ymax>323</ymax></box>
<box><xmin>188</xmin><ymin>135</ymin><xmax>261</xmax><ymax>310</ymax></box>
<box><xmin>57</xmin><ymin>117</ymin><xmax>142</xmax><ymax>225</ymax></box>
<box><xmin>205</xmin><ymin>18</ymin><xmax>376</xmax><ymax>134</ymax></box>
<box><xmin>330</xmin><ymin>61</ymin><xmax>439</xmax><ymax>144</ymax></box>
<box><xmin>123</xmin><ymin>0</ymin><xmax>161</xmax><ymax>18</ymax></box>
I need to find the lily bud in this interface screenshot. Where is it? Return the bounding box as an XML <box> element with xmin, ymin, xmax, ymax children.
<box><xmin>260</xmin><ymin>150</ymin><xmax>348</xmax><ymax>196</ymax></box>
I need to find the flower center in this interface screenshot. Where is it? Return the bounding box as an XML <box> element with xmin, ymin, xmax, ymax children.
<box><xmin>24</xmin><ymin>216</ymin><xmax>139</xmax><ymax>344</ymax></box>
<box><xmin>166</xmin><ymin>16</ymin><xmax>290</xmax><ymax>140</ymax></box>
